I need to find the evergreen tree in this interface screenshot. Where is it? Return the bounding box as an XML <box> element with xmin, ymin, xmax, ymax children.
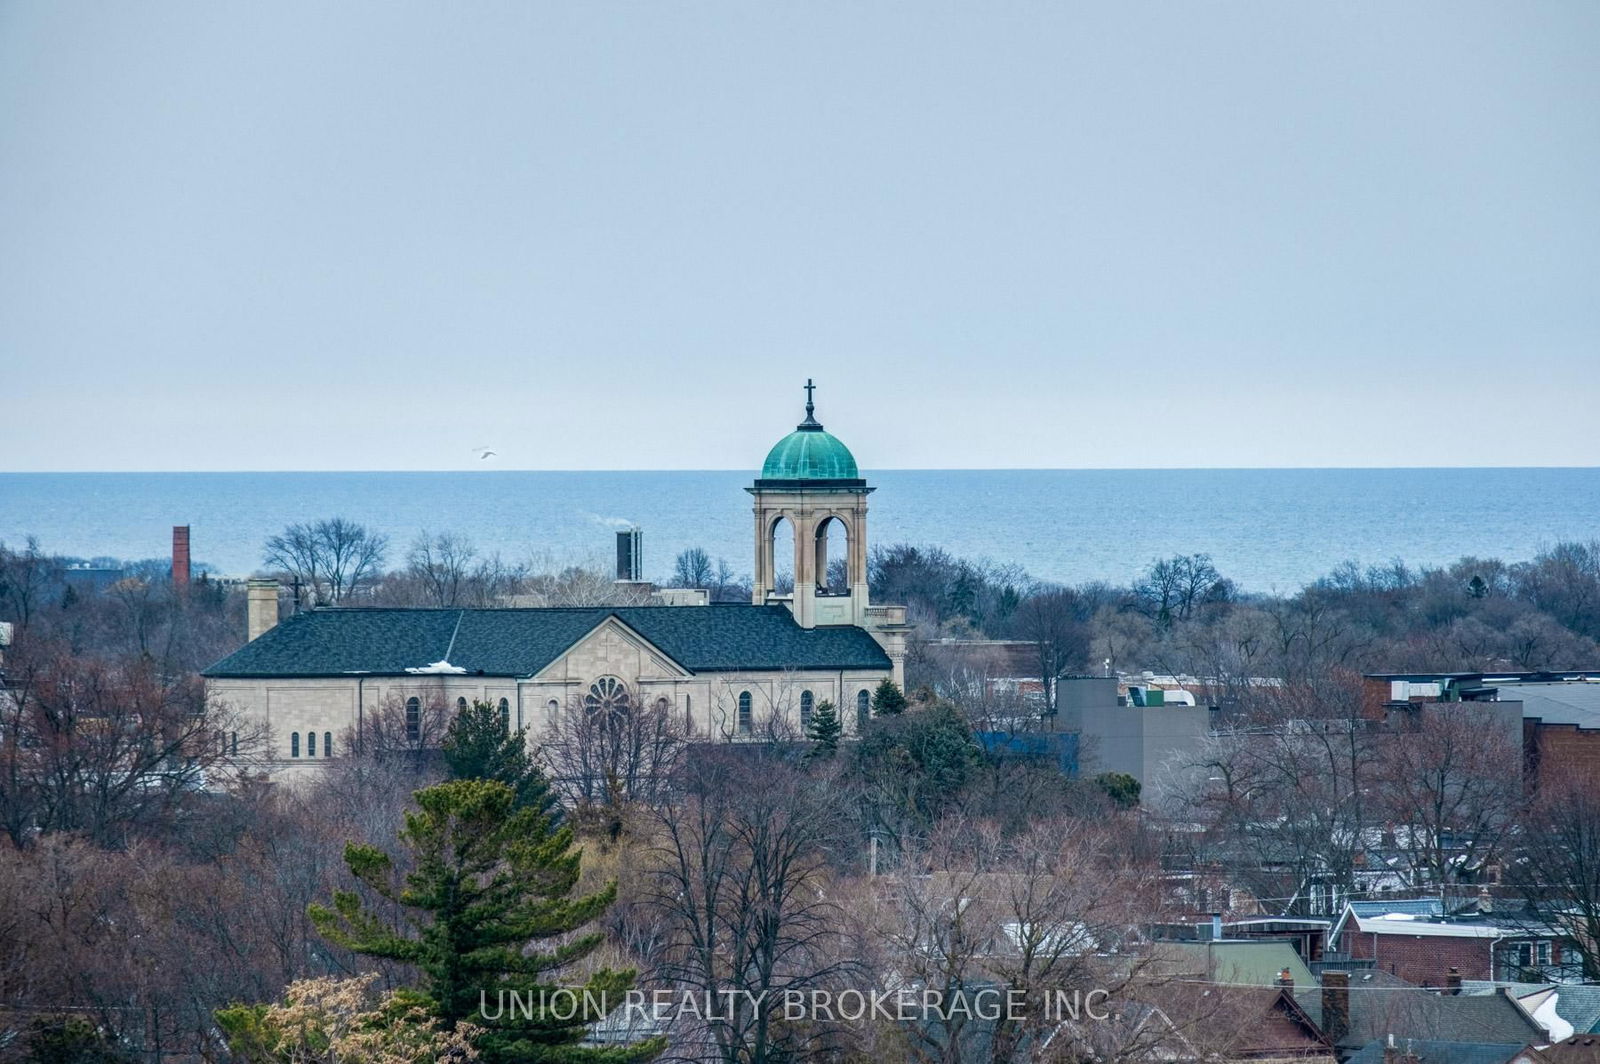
<box><xmin>309</xmin><ymin>779</ymin><xmax>662</xmax><ymax>1064</ymax></box>
<box><xmin>1094</xmin><ymin>771</ymin><xmax>1141</xmax><ymax>809</ymax></box>
<box><xmin>442</xmin><ymin>698</ymin><xmax>556</xmax><ymax>817</ymax></box>
<box><xmin>871</xmin><ymin>677</ymin><xmax>908</xmax><ymax>716</ymax></box>
<box><xmin>805</xmin><ymin>698</ymin><xmax>842</xmax><ymax>758</ymax></box>
<box><xmin>852</xmin><ymin>699</ymin><xmax>982</xmax><ymax>846</ymax></box>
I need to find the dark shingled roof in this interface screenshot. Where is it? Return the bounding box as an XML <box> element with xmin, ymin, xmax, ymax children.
<box><xmin>203</xmin><ymin>605</ymin><xmax>892</xmax><ymax>679</ymax></box>
<box><xmin>1297</xmin><ymin>971</ymin><xmax>1548</xmax><ymax>1050</ymax></box>
<box><xmin>1345</xmin><ymin>1040</ymin><xmax>1534</xmax><ymax>1064</ymax></box>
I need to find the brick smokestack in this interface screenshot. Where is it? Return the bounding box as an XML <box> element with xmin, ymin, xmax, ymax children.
<box><xmin>247</xmin><ymin>579</ymin><xmax>280</xmax><ymax>642</ymax></box>
<box><xmin>172</xmin><ymin>525</ymin><xmax>191</xmax><ymax>592</ymax></box>
<box><xmin>1321</xmin><ymin>971</ymin><xmax>1349</xmax><ymax>1045</ymax></box>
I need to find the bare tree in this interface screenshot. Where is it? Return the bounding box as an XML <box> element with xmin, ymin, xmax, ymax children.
<box><xmin>262</xmin><ymin>517</ymin><xmax>388</xmax><ymax>606</ymax></box>
<box><xmin>0</xmin><ymin>537</ymin><xmax>59</xmax><ymax>628</ymax></box>
<box><xmin>868</xmin><ymin>816</ymin><xmax>1182</xmax><ymax>1064</ymax></box>
<box><xmin>0</xmin><ymin>635</ymin><xmax>265</xmax><ymax>848</ymax></box>
<box><xmin>644</xmin><ymin>753</ymin><xmax>856</xmax><ymax>1063</ymax></box>
<box><xmin>462</xmin><ymin>552</ymin><xmax>528</xmax><ymax>606</ymax></box>
<box><xmin>1505</xmin><ymin>771</ymin><xmax>1600</xmax><ymax>980</ymax></box>
<box><xmin>343</xmin><ymin>689</ymin><xmax>450</xmax><ymax>773</ymax></box>
<box><xmin>1513</xmin><ymin>540</ymin><xmax>1600</xmax><ymax>641</ymax></box>
<box><xmin>405</xmin><ymin>530</ymin><xmax>478</xmax><ymax>606</ymax></box>
<box><xmin>1133</xmin><ymin>553</ymin><xmax>1231</xmax><ymax>625</ymax></box>
<box><xmin>1376</xmin><ymin>704</ymin><xmax>1523</xmax><ymax>900</ymax></box>
<box><xmin>538</xmin><ymin>683</ymin><xmax>685</xmax><ymax>820</ymax></box>
<box><xmin>1008</xmin><ymin>587</ymin><xmax>1090</xmax><ymax>717</ymax></box>
<box><xmin>671</xmin><ymin>547</ymin><xmax>715</xmax><ymax>589</ymax></box>
<box><xmin>1176</xmin><ymin>673</ymin><xmax>1378</xmax><ymax>915</ymax></box>
<box><xmin>512</xmin><ymin>553</ymin><xmax>652</xmax><ymax>607</ymax></box>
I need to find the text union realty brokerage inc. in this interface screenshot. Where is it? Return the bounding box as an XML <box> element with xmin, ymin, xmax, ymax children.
<box><xmin>481</xmin><ymin>986</ymin><xmax>1115</xmax><ymax>1024</ymax></box>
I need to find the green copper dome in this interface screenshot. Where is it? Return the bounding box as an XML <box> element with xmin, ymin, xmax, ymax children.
<box><xmin>758</xmin><ymin>381</ymin><xmax>861</xmax><ymax>482</ymax></box>
<box><xmin>761</xmin><ymin>426</ymin><xmax>859</xmax><ymax>480</ymax></box>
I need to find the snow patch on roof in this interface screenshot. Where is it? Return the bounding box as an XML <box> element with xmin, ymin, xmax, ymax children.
<box><xmin>405</xmin><ymin>660</ymin><xmax>467</xmax><ymax>674</ymax></box>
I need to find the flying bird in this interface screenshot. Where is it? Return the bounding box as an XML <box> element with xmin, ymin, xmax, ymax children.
<box><xmin>472</xmin><ymin>446</ymin><xmax>498</xmax><ymax>460</ymax></box>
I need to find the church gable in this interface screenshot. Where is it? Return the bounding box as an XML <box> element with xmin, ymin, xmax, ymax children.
<box><xmin>533</xmin><ymin>616</ymin><xmax>692</xmax><ymax>684</ymax></box>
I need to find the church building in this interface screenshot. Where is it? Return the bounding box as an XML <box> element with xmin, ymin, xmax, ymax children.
<box><xmin>203</xmin><ymin>385</ymin><xmax>908</xmax><ymax>776</ymax></box>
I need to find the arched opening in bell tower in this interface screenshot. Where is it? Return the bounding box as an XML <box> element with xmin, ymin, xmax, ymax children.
<box><xmin>768</xmin><ymin>515</ymin><xmax>795</xmax><ymax>593</ymax></box>
<box><xmin>815</xmin><ymin>515</ymin><xmax>850</xmax><ymax>595</ymax></box>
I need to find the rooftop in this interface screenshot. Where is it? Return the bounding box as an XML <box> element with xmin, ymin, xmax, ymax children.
<box><xmin>203</xmin><ymin>604</ymin><xmax>892</xmax><ymax>679</ymax></box>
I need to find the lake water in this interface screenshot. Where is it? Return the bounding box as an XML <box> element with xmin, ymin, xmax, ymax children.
<box><xmin>1</xmin><ymin>468</ymin><xmax>1596</xmax><ymax>592</ymax></box>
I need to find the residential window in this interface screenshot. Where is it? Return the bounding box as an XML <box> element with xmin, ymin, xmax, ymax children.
<box><xmin>1507</xmin><ymin>941</ymin><xmax>1550</xmax><ymax>969</ymax></box>
<box><xmin>547</xmin><ymin>698</ymin><xmax>560</xmax><ymax>720</ymax></box>
<box><xmin>307</xmin><ymin>731</ymin><xmax>317</xmax><ymax>757</ymax></box>
<box><xmin>856</xmin><ymin>689</ymin><xmax>870</xmax><ymax>731</ymax></box>
<box><xmin>324</xmin><ymin>731</ymin><xmax>332</xmax><ymax>757</ymax></box>
<box><xmin>738</xmin><ymin>691</ymin><xmax>752</xmax><ymax>734</ymax></box>
<box><xmin>457</xmin><ymin>697</ymin><xmax>468</xmax><ymax>713</ymax></box>
<box><xmin>685</xmin><ymin>694</ymin><xmax>694</xmax><ymax>735</ymax></box>
<box><xmin>800</xmin><ymin>690</ymin><xmax>814</xmax><ymax>729</ymax></box>
<box><xmin>499</xmin><ymin>698</ymin><xmax>511</xmax><ymax>732</ymax></box>
<box><xmin>231</xmin><ymin>731</ymin><xmax>238</xmax><ymax>757</ymax></box>
<box><xmin>405</xmin><ymin>697</ymin><xmax>421</xmax><ymax>743</ymax></box>
<box><xmin>291</xmin><ymin>732</ymin><xmax>300</xmax><ymax>758</ymax></box>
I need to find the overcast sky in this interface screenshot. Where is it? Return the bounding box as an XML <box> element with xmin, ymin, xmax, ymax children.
<box><xmin>1</xmin><ymin>2</ymin><xmax>1595</xmax><ymax>472</ymax></box>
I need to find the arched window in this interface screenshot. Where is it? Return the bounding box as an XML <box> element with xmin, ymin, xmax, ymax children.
<box><xmin>655</xmin><ymin>697</ymin><xmax>671</xmax><ymax>716</ymax></box>
<box><xmin>800</xmin><ymin>690</ymin><xmax>814</xmax><ymax>729</ymax></box>
<box><xmin>324</xmin><ymin>731</ymin><xmax>333</xmax><ymax>757</ymax></box>
<box><xmin>499</xmin><ymin>698</ymin><xmax>511</xmax><ymax>732</ymax></box>
<box><xmin>307</xmin><ymin>731</ymin><xmax>317</xmax><ymax>757</ymax></box>
<box><xmin>290</xmin><ymin>732</ymin><xmax>300</xmax><ymax>758</ymax></box>
<box><xmin>457</xmin><ymin>697</ymin><xmax>468</xmax><ymax>713</ymax></box>
<box><xmin>547</xmin><ymin>698</ymin><xmax>560</xmax><ymax>720</ymax></box>
<box><xmin>738</xmin><ymin>691</ymin><xmax>753</xmax><ymax>734</ymax></box>
<box><xmin>856</xmin><ymin>689</ymin><xmax>870</xmax><ymax>731</ymax></box>
<box><xmin>405</xmin><ymin>697</ymin><xmax>421</xmax><ymax>742</ymax></box>
<box><xmin>685</xmin><ymin>694</ymin><xmax>694</xmax><ymax>735</ymax></box>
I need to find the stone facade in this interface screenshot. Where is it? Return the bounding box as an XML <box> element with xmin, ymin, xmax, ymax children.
<box><xmin>209</xmin><ymin>637</ymin><xmax>889</xmax><ymax>784</ymax></box>
<box><xmin>204</xmin><ymin>386</ymin><xmax>907</xmax><ymax>781</ymax></box>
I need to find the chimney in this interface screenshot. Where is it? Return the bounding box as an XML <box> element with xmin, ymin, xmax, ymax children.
<box><xmin>247</xmin><ymin>579</ymin><xmax>280</xmax><ymax>642</ymax></box>
<box><xmin>1445</xmin><ymin>966</ymin><xmax>1461</xmax><ymax>996</ymax></box>
<box><xmin>1276</xmin><ymin>967</ymin><xmax>1294</xmax><ymax>990</ymax></box>
<box><xmin>1321</xmin><ymin>971</ymin><xmax>1350</xmax><ymax>1045</ymax></box>
<box><xmin>172</xmin><ymin>525</ymin><xmax>191</xmax><ymax>593</ymax></box>
<box><xmin>615</xmin><ymin>527</ymin><xmax>643</xmax><ymax>582</ymax></box>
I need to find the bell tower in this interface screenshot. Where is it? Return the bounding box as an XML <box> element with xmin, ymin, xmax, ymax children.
<box><xmin>749</xmin><ymin>380</ymin><xmax>872</xmax><ymax>629</ymax></box>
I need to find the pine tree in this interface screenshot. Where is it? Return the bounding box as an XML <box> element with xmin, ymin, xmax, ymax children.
<box><xmin>805</xmin><ymin>698</ymin><xmax>842</xmax><ymax>758</ymax></box>
<box><xmin>1094</xmin><ymin>771</ymin><xmax>1141</xmax><ymax>809</ymax></box>
<box><xmin>871</xmin><ymin>678</ymin><xmax>908</xmax><ymax>716</ymax></box>
<box><xmin>309</xmin><ymin>779</ymin><xmax>663</xmax><ymax>1064</ymax></box>
<box><xmin>442</xmin><ymin>698</ymin><xmax>556</xmax><ymax>817</ymax></box>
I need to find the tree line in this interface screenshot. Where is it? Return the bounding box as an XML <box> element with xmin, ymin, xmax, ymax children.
<box><xmin>7</xmin><ymin>529</ymin><xmax>1600</xmax><ymax>1060</ymax></box>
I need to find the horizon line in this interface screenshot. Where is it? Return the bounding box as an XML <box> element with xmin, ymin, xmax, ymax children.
<box><xmin>4</xmin><ymin>464</ymin><xmax>1599</xmax><ymax>475</ymax></box>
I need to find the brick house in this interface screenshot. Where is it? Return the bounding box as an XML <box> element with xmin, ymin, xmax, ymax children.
<box><xmin>1331</xmin><ymin>905</ymin><xmax>1580</xmax><ymax>987</ymax></box>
